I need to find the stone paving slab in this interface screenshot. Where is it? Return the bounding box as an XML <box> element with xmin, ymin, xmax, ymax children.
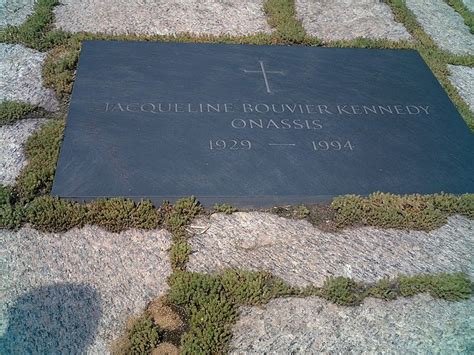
<box><xmin>463</xmin><ymin>0</ymin><xmax>474</xmax><ymax>12</ymax></box>
<box><xmin>295</xmin><ymin>0</ymin><xmax>411</xmax><ymax>41</ymax></box>
<box><xmin>231</xmin><ymin>295</ymin><xmax>474</xmax><ymax>353</ymax></box>
<box><xmin>0</xmin><ymin>226</ymin><xmax>172</xmax><ymax>353</ymax></box>
<box><xmin>0</xmin><ymin>44</ymin><xmax>58</xmax><ymax>111</ymax></box>
<box><xmin>449</xmin><ymin>65</ymin><xmax>474</xmax><ymax>113</ymax></box>
<box><xmin>188</xmin><ymin>213</ymin><xmax>473</xmax><ymax>287</ymax></box>
<box><xmin>0</xmin><ymin>0</ymin><xmax>36</xmax><ymax>28</ymax></box>
<box><xmin>53</xmin><ymin>0</ymin><xmax>271</xmax><ymax>36</ymax></box>
<box><xmin>0</xmin><ymin>118</ymin><xmax>45</xmax><ymax>186</ymax></box>
<box><xmin>406</xmin><ymin>0</ymin><xmax>474</xmax><ymax>56</ymax></box>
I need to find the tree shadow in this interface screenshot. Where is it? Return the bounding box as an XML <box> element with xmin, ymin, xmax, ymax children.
<box><xmin>1</xmin><ymin>283</ymin><xmax>102</xmax><ymax>354</ymax></box>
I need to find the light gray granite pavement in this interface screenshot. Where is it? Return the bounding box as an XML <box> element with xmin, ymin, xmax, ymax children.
<box><xmin>0</xmin><ymin>226</ymin><xmax>172</xmax><ymax>353</ymax></box>
<box><xmin>53</xmin><ymin>0</ymin><xmax>271</xmax><ymax>36</ymax></box>
<box><xmin>231</xmin><ymin>295</ymin><xmax>474</xmax><ymax>353</ymax></box>
<box><xmin>0</xmin><ymin>118</ymin><xmax>45</xmax><ymax>186</ymax></box>
<box><xmin>295</xmin><ymin>0</ymin><xmax>411</xmax><ymax>41</ymax></box>
<box><xmin>188</xmin><ymin>212</ymin><xmax>473</xmax><ymax>287</ymax></box>
<box><xmin>449</xmin><ymin>65</ymin><xmax>474</xmax><ymax>113</ymax></box>
<box><xmin>0</xmin><ymin>44</ymin><xmax>58</xmax><ymax>111</ymax></box>
<box><xmin>462</xmin><ymin>0</ymin><xmax>474</xmax><ymax>12</ymax></box>
<box><xmin>0</xmin><ymin>0</ymin><xmax>36</xmax><ymax>28</ymax></box>
<box><xmin>406</xmin><ymin>0</ymin><xmax>474</xmax><ymax>55</ymax></box>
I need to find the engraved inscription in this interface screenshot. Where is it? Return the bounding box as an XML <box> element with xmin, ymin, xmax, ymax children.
<box><xmin>209</xmin><ymin>139</ymin><xmax>252</xmax><ymax>150</ymax></box>
<box><xmin>312</xmin><ymin>140</ymin><xmax>355</xmax><ymax>151</ymax></box>
<box><xmin>98</xmin><ymin>102</ymin><xmax>431</xmax><ymax>116</ymax></box>
<box><xmin>242</xmin><ymin>61</ymin><xmax>285</xmax><ymax>94</ymax></box>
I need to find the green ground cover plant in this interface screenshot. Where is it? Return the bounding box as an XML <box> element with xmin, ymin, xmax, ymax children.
<box><xmin>386</xmin><ymin>0</ymin><xmax>474</xmax><ymax>130</ymax></box>
<box><xmin>213</xmin><ymin>203</ymin><xmax>238</xmax><ymax>214</ymax></box>
<box><xmin>331</xmin><ymin>192</ymin><xmax>474</xmax><ymax>230</ymax></box>
<box><xmin>25</xmin><ymin>196</ymin><xmax>161</xmax><ymax>233</ymax></box>
<box><xmin>264</xmin><ymin>0</ymin><xmax>307</xmax><ymax>43</ymax></box>
<box><xmin>0</xmin><ymin>101</ymin><xmax>38</xmax><ymax>126</ymax></box>
<box><xmin>4</xmin><ymin>113</ymin><xmax>472</xmax><ymax>233</ymax></box>
<box><xmin>15</xmin><ymin>119</ymin><xmax>64</xmax><ymax>202</ymax></box>
<box><xmin>0</xmin><ymin>0</ymin><xmax>69</xmax><ymax>51</ymax></box>
<box><xmin>0</xmin><ymin>186</ymin><xmax>23</xmax><ymax>229</ymax></box>
<box><xmin>133</xmin><ymin>268</ymin><xmax>471</xmax><ymax>354</ymax></box>
<box><xmin>445</xmin><ymin>0</ymin><xmax>474</xmax><ymax>33</ymax></box>
<box><xmin>2</xmin><ymin>3</ymin><xmax>473</xmax><ymax>353</ymax></box>
<box><xmin>0</xmin><ymin>0</ymin><xmax>471</xmax><ymax>235</ymax></box>
<box><xmin>3</xmin><ymin>0</ymin><xmax>472</xmax><ymax>130</ymax></box>
<box><xmin>124</xmin><ymin>315</ymin><xmax>162</xmax><ymax>355</ymax></box>
<box><xmin>110</xmin><ymin>200</ymin><xmax>473</xmax><ymax>354</ymax></box>
<box><xmin>399</xmin><ymin>272</ymin><xmax>472</xmax><ymax>301</ymax></box>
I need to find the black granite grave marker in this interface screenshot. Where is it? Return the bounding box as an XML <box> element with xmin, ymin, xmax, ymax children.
<box><xmin>52</xmin><ymin>41</ymin><xmax>474</xmax><ymax>207</ymax></box>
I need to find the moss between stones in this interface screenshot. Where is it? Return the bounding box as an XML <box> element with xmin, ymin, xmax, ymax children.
<box><xmin>42</xmin><ymin>43</ymin><xmax>80</xmax><ymax>99</ymax></box>
<box><xmin>14</xmin><ymin>119</ymin><xmax>64</xmax><ymax>202</ymax></box>
<box><xmin>331</xmin><ymin>192</ymin><xmax>474</xmax><ymax>230</ymax></box>
<box><xmin>2</xmin><ymin>2</ymin><xmax>473</xmax><ymax>354</ymax></box>
<box><xmin>112</xmin><ymin>315</ymin><xmax>162</xmax><ymax>355</ymax></box>
<box><xmin>0</xmin><ymin>0</ymin><xmax>70</xmax><ymax>51</ymax></box>
<box><xmin>0</xmin><ymin>186</ymin><xmax>23</xmax><ymax>229</ymax></box>
<box><xmin>4</xmin><ymin>117</ymin><xmax>473</xmax><ymax>232</ymax></box>
<box><xmin>0</xmin><ymin>101</ymin><xmax>38</xmax><ymax>126</ymax></box>
<box><xmin>4</xmin><ymin>0</ymin><xmax>471</xmax><ymax>131</ymax></box>
<box><xmin>124</xmin><ymin>271</ymin><xmax>471</xmax><ymax>354</ymax></box>
<box><xmin>398</xmin><ymin>273</ymin><xmax>473</xmax><ymax>301</ymax></box>
<box><xmin>386</xmin><ymin>0</ymin><xmax>474</xmax><ymax>130</ymax></box>
<box><xmin>445</xmin><ymin>0</ymin><xmax>474</xmax><ymax>33</ymax></box>
<box><xmin>263</xmin><ymin>0</ymin><xmax>308</xmax><ymax>43</ymax></box>
<box><xmin>25</xmin><ymin>196</ymin><xmax>161</xmax><ymax>233</ymax></box>
<box><xmin>213</xmin><ymin>203</ymin><xmax>238</xmax><ymax>215</ymax></box>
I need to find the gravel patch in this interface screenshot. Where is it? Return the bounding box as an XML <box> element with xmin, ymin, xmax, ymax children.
<box><xmin>406</xmin><ymin>0</ymin><xmax>474</xmax><ymax>56</ymax></box>
<box><xmin>0</xmin><ymin>43</ymin><xmax>58</xmax><ymax>111</ymax></box>
<box><xmin>188</xmin><ymin>213</ymin><xmax>473</xmax><ymax>287</ymax></box>
<box><xmin>295</xmin><ymin>0</ymin><xmax>411</xmax><ymax>41</ymax></box>
<box><xmin>449</xmin><ymin>65</ymin><xmax>474</xmax><ymax>113</ymax></box>
<box><xmin>0</xmin><ymin>226</ymin><xmax>172</xmax><ymax>353</ymax></box>
<box><xmin>0</xmin><ymin>118</ymin><xmax>45</xmax><ymax>186</ymax></box>
<box><xmin>463</xmin><ymin>0</ymin><xmax>474</xmax><ymax>12</ymax></box>
<box><xmin>0</xmin><ymin>0</ymin><xmax>36</xmax><ymax>28</ymax></box>
<box><xmin>231</xmin><ymin>295</ymin><xmax>474</xmax><ymax>353</ymax></box>
<box><xmin>53</xmin><ymin>0</ymin><xmax>271</xmax><ymax>36</ymax></box>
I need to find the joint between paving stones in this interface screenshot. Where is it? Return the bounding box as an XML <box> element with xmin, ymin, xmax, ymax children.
<box><xmin>1</xmin><ymin>2</ymin><xmax>474</xmax><ymax>353</ymax></box>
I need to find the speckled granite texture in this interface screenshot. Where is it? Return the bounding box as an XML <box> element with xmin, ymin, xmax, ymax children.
<box><xmin>449</xmin><ymin>65</ymin><xmax>474</xmax><ymax>113</ymax></box>
<box><xmin>0</xmin><ymin>119</ymin><xmax>45</xmax><ymax>186</ymax></box>
<box><xmin>462</xmin><ymin>0</ymin><xmax>474</xmax><ymax>12</ymax></box>
<box><xmin>295</xmin><ymin>0</ymin><xmax>411</xmax><ymax>41</ymax></box>
<box><xmin>0</xmin><ymin>44</ymin><xmax>58</xmax><ymax>111</ymax></box>
<box><xmin>1</xmin><ymin>226</ymin><xmax>172</xmax><ymax>353</ymax></box>
<box><xmin>0</xmin><ymin>0</ymin><xmax>36</xmax><ymax>28</ymax></box>
<box><xmin>188</xmin><ymin>213</ymin><xmax>473</xmax><ymax>287</ymax></box>
<box><xmin>53</xmin><ymin>0</ymin><xmax>272</xmax><ymax>36</ymax></box>
<box><xmin>406</xmin><ymin>0</ymin><xmax>474</xmax><ymax>55</ymax></box>
<box><xmin>231</xmin><ymin>295</ymin><xmax>474</xmax><ymax>353</ymax></box>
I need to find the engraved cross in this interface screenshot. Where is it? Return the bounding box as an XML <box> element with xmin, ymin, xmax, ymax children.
<box><xmin>243</xmin><ymin>61</ymin><xmax>285</xmax><ymax>94</ymax></box>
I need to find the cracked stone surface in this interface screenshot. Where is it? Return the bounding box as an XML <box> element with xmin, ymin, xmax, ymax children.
<box><xmin>295</xmin><ymin>0</ymin><xmax>411</xmax><ymax>41</ymax></box>
<box><xmin>188</xmin><ymin>213</ymin><xmax>473</xmax><ymax>287</ymax></box>
<box><xmin>0</xmin><ymin>118</ymin><xmax>45</xmax><ymax>186</ymax></box>
<box><xmin>449</xmin><ymin>65</ymin><xmax>474</xmax><ymax>113</ymax></box>
<box><xmin>0</xmin><ymin>226</ymin><xmax>172</xmax><ymax>353</ymax></box>
<box><xmin>231</xmin><ymin>295</ymin><xmax>474</xmax><ymax>353</ymax></box>
<box><xmin>0</xmin><ymin>43</ymin><xmax>58</xmax><ymax>111</ymax></box>
<box><xmin>53</xmin><ymin>0</ymin><xmax>271</xmax><ymax>36</ymax></box>
<box><xmin>0</xmin><ymin>0</ymin><xmax>36</xmax><ymax>28</ymax></box>
<box><xmin>406</xmin><ymin>0</ymin><xmax>474</xmax><ymax>56</ymax></box>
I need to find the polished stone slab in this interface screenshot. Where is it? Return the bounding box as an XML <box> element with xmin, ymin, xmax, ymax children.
<box><xmin>52</xmin><ymin>41</ymin><xmax>474</xmax><ymax>207</ymax></box>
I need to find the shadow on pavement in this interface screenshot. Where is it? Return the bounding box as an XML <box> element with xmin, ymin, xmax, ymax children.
<box><xmin>1</xmin><ymin>283</ymin><xmax>102</xmax><ymax>354</ymax></box>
